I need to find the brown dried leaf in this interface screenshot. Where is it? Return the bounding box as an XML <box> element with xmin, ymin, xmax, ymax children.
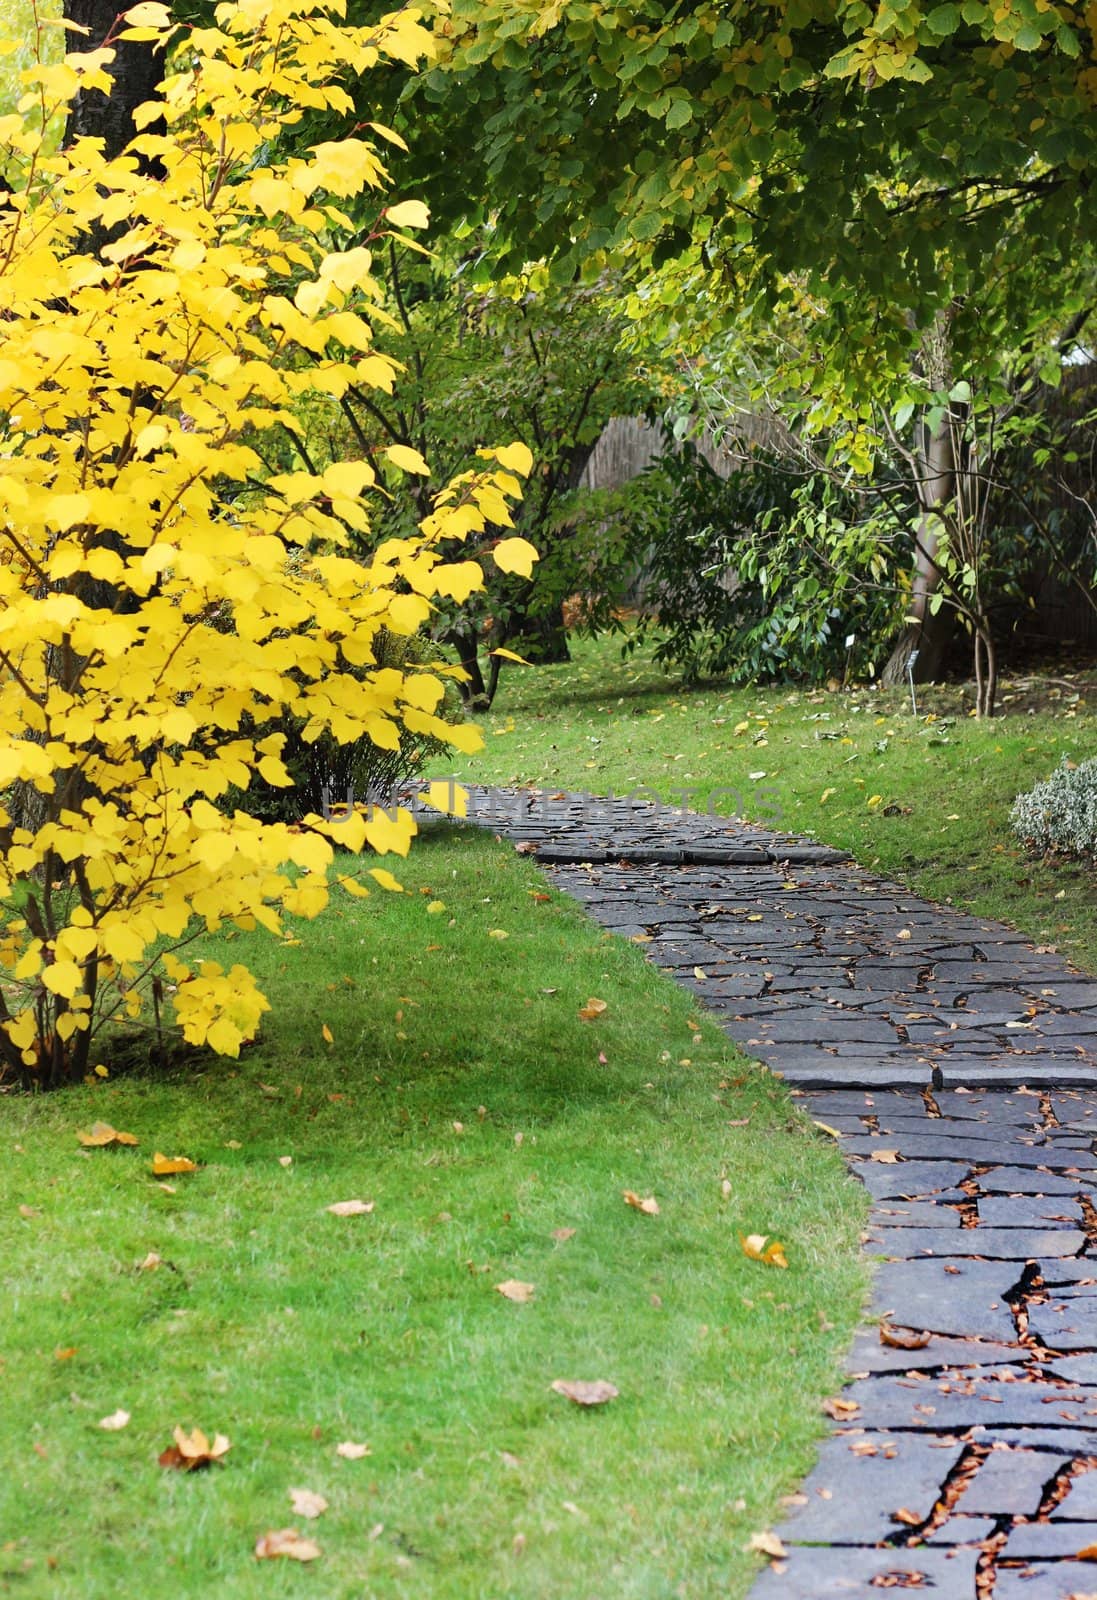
<box><xmin>623</xmin><ymin>1190</ymin><xmax>660</xmax><ymax>1216</ymax></box>
<box><xmin>326</xmin><ymin>1199</ymin><xmax>374</xmax><ymax>1216</ymax></box>
<box><xmin>151</xmin><ymin>1153</ymin><xmax>197</xmax><ymax>1176</ymax></box>
<box><xmin>740</xmin><ymin>1234</ymin><xmax>789</xmax><ymax>1269</ymax></box>
<box><xmin>158</xmin><ymin>1426</ymin><xmax>230</xmax><ymax>1470</ymax></box>
<box><xmin>880</xmin><ymin>1324</ymin><xmax>932</xmax><ymax>1351</ymax></box>
<box><xmin>54</xmin><ymin>1346</ymin><xmax>77</xmax><ymax>1361</ymax></box>
<box><xmin>552</xmin><ymin>1227</ymin><xmax>576</xmax><ymax>1242</ymax></box>
<box><xmin>822</xmin><ymin>1397</ymin><xmax>861</xmax><ymax>1420</ymax></box>
<box><xmin>1075</xmin><ymin>1544</ymin><xmax>1097</xmax><ymax>1562</ymax></box>
<box><xmin>495</xmin><ymin>1279</ymin><xmax>535</xmax><ymax>1303</ymax></box>
<box><xmin>77</xmin><ymin>1121</ymin><xmax>138</xmax><ymax>1148</ymax></box>
<box><xmin>137</xmin><ymin>1251</ymin><xmax>162</xmax><ymax>1271</ymax></box>
<box><xmin>869</xmin><ymin>1149</ymin><xmax>901</xmax><ymax>1164</ymax></box>
<box><xmin>18</xmin><ymin>1204</ymin><xmax>37</xmax><ymax>1218</ymax></box>
<box><xmin>746</xmin><ymin>1531</ymin><xmax>787</xmax><ymax>1560</ymax></box>
<box><xmin>550</xmin><ymin>1379</ymin><xmax>619</xmax><ymax>1407</ymax></box>
<box><xmin>98</xmin><ymin>1409</ymin><xmax>130</xmax><ymax>1431</ymax></box>
<box><xmin>578</xmin><ymin>997</ymin><xmax>608</xmax><ymax>1021</ymax></box>
<box><xmin>335</xmin><ymin>1440</ymin><xmax>370</xmax><ymax>1459</ymax></box>
<box><xmin>892</xmin><ymin>1507</ymin><xmax>922</xmax><ymax>1526</ymax></box>
<box><xmin>254</xmin><ymin>1529</ymin><xmax>321</xmax><ymax>1563</ymax></box>
<box><xmin>288</xmin><ymin>1488</ymin><xmax>328</xmax><ymax>1520</ymax></box>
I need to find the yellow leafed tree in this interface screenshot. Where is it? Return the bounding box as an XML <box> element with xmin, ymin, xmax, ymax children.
<box><xmin>0</xmin><ymin>0</ymin><xmax>537</xmax><ymax>1086</ymax></box>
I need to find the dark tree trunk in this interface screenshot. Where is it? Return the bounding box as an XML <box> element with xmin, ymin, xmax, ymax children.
<box><xmin>882</xmin><ymin>402</ymin><xmax>958</xmax><ymax>687</ymax></box>
<box><xmin>64</xmin><ymin>0</ymin><xmax>166</xmax><ymax>161</ymax></box>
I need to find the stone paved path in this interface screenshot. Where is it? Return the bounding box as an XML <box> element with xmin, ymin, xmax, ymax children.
<box><xmin>417</xmin><ymin>785</ymin><xmax>1097</xmax><ymax>1597</ymax></box>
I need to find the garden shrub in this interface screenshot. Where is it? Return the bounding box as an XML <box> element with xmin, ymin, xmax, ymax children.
<box><xmin>1011</xmin><ymin>759</ymin><xmax>1097</xmax><ymax>859</ymax></box>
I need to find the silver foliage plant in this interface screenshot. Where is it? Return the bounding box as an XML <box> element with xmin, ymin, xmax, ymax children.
<box><xmin>1011</xmin><ymin>758</ymin><xmax>1097</xmax><ymax>858</ymax></box>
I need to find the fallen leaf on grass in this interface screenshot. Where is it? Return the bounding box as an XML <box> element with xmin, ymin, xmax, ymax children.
<box><xmin>740</xmin><ymin>1234</ymin><xmax>789</xmax><ymax>1269</ymax></box>
<box><xmin>151</xmin><ymin>1153</ymin><xmax>197</xmax><ymax>1176</ymax></box>
<box><xmin>869</xmin><ymin>1149</ymin><xmax>901</xmax><ymax>1164</ymax></box>
<box><xmin>54</xmin><ymin>1346</ymin><xmax>77</xmax><ymax>1361</ymax></box>
<box><xmin>321</xmin><ymin>1024</ymin><xmax>334</xmax><ymax>1045</ymax></box>
<box><xmin>278</xmin><ymin>1155</ymin><xmax>293</xmax><ymax>1168</ymax></box>
<box><xmin>813</xmin><ymin>1120</ymin><xmax>843</xmax><ymax>1139</ymax></box>
<box><xmin>77</xmin><ymin>1121</ymin><xmax>138</xmax><ymax>1148</ymax></box>
<box><xmin>326</xmin><ymin>1199</ymin><xmax>374</xmax><ymax>1216</ymax></box>
<box><xmin>578</xmin><ymin>997</ymin><xmax>607</xmax><ymax>1021</ymax></box>
<box><xmin>880</xmin><ymin>1324</ymin><xmax>931</xmax><ymax>1351</ymax></box>
<box><xmin>137</xmin><ymin>1251</ymin><xmax>162</xmax><ymax>1271</ymax></box>
<box><xmin>18</xmin><ymin>1204</ymin><xmax>37</xmax><ymax>1218</ymax></box>
<box><xmin>254</xmin><ymin>1529</ymin><xmax>320</xmax><ymax>1562</ymax></box>
<box><xmin>550</xmin><ymin>1379</ymin><xmax>619</xmax><ymax>1407</ymax></box>
<box><xmin>746</xmin><ymin>1531</ymin><xmax>787</xmax><ymax>1559</ymax></box>
<box><xmin>98</xmin><ymin>1410</ymin><xmax>130</xmax><ymax>1431</ymax></box>
<box><xmin>158</xmin><ymin>1426</ymin><xmax>230</xmax><ymax>1470</ymax></box>
<box><xmin>496</xmin><ymin>1279</ymin><xmax>536</xmax><ymax>1303</ymax></box>
<box><xmin>288</xmin><ymin>1488</ymin><xmax>328</xmax><ymax>1520</ymax></box>
<box><xmin>552</xmin><ymin>1227</ymin><xmax>576</xmax><ymax>1242</ymax></box>
<box><xmin>623</xmin><ymin>1190</ymin><xmax>660</xmax><ymax>1215</ymax></box>
<box><xmin>335</xmin><ymin>1440</ymin><xmax>370</xmax><ymax>1459</ymax></box>
<box><xmin>822</xmin><ymin>1397</ymin><xmax>861</xmax><ymax>1420</ymax></box>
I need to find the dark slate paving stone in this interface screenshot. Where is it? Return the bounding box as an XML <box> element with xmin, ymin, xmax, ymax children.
<box><xmin>980</xmin><ymin>1169</ymin><xmax>1089</xmax><ymax>1196</ymax></box>
<box><xmin>1030</xmin><ymin>1299</ymin><xmax>1097</xmax><ymax>1352</ymax></box>
<box><xmin>866</xmin><ymin>1226</ymin><xmax>1085</xmax><ymax>1260</ymax></box>
<box><xmin>1000</xmin><ymin>1521</ymin><xmax>1096</xmax><ymax>1559</ymax></box>
<box><xmin>995</xmin><ymin>1562</ymin><xmax>1097</xmax><ymax>1599</ymax></box>
<box><xmin>953</xmin><ymin>1446</ymin><xmax>1061</xmax><ymax>1515</ymax></box>
<box><xmin>1034</xmin><ymin>1261</ymin><xmax>1097</xmax><ymax>1286</ymax></box>
<box><xmin>847</xmin><ymin>1329</ymin><xmax>1026</xmax><ymax>1374</ymax></box>
<box><xmin>842</xmin><ymin>1374</ymin><xmax>1097</xmax><ymax>1430</ymax></box>
<box><xmin>967</xmin><ymin>1425</ymin><xmax>1097</xmax><ymax>1455</ymax></box>
<box><xmin>843</xmin><ymin>1135</ymin><xmax>1087</xmax><ymax>1168</ymax></box>
<box><xmin>1047</xmin><ymin>1354</ymin><xmax>1097</xmax><ymax>1385</ymax></box>
<box><xmin>870</xmin><ymin>1201</ymin><xmax>964</xmax><ymax>1229</ymax></box>
<box><xmin>873</xmin><ymin>1114</ymin><xmax>1045</xmax><ymax>1141</ymax></box>
<box><xmin>749</xmin><ymin>1545</ymin><xmax>977</xmax><ymax>1599</ymax></box>
<box><xmin>851</xmin><ymin>1161</ymin><xmax>975</xmax><ymax>1200</ymax></box>
<box><xmin>777</xmin><ymin>1432</ymin><xmax>966</xmax><ymax>1543</ymax></box>
<box><xmin>978</xmin><ymin>1196</ymin><xmax>1085</xmax><ymax>1229</ymax></box>
<box><xmin>1052</xmin><ymin>1468</ymin><xmax>1097</xmax><ymax>1521</ymax></box>
<box><xmin>868</xmin><ymin>1258</ymin><xmax>1021</xmax><ymax>1342</ymax></box>
<box><xmin>926</xmin><ymin>1515</ymin><xmax>999</xmax><ymax>1544</ymax></box>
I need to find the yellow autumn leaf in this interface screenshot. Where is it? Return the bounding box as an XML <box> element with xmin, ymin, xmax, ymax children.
<box><xmin>490</xmin><ymin>647</ymin><xmax>532</xmax><ymax>665</ymax></box>
<box><xmin>368</xmin><ymin>868</ymin><xmax>405</xmax><ymax>893</ymax></box>
<box><xmin>384</xmin><ymin>198</ymin><xmax>430</xmax><ymax>230</ymax></box>
<box><xmin>77</xmin><ymin>1122</ymin><xmax>139</xmax><ymax>1148</ymax></box>
<box><xmin>740</xmin><ymin>1234</ymin><xmax>788</xmax><ymax>1268</ymax></box>
<box><xmin>151</xmin><ymin>1153</ymin><xmax>198</xmax><ymax>1176</ymax></box>
<box><xmin>322</xmin><ymin>1023</ymin><xmax>334</xmax><ymax>1045</ymax></box>
<box><xmin>385</xmin><ymin>443</ymin><xmax>431</xmax><ymax>475</ymax></box>
<box><xmin>491</xmin><ymin>537</ymin><xmax>539</xmax><ymax>578</ymax></box>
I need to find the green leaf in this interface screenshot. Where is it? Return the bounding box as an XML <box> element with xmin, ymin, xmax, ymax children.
<box><xmin>926</xmin><ymin>4</ymin><xmax>961</xmax><ymax>36</ymax></box>
<box><xmin>665</xmin><ymin>98</ymin><xmax>693</xmax><ymax>130</ymax></box>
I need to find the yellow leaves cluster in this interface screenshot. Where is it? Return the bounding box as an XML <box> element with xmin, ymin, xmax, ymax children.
<box><xmin>0</xmin><ymin>0</ymin><xmax>533</xmax><ymax>1080</ymax></box>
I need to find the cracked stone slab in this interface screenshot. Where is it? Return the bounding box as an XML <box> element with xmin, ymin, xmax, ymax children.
<box><xmin>1030</xmin><ymin>1298</ymin><xmax>1097</xmax><ymax>1352</ymax></box>
<box><xmin>1000</xmin><ymin>1521</ymin><xmax>1097</xmax><ymax>1560</ymax></box>
<box><xmin>868</xmin><ymin>1258</ymin><xmax>1022</xmax><ymax>1342</ymax></box>
<box><xmin>977</xmin><ymin>1195</ymin><xmax>1085</xmax><ymax>1228</ymax></box>
<box><xmin>851</xmin><ymin>1160</ymin><xmax>975</xmax><ymax>1200</ymax></box>
<box><xmin>926</xmin><ymin>1514</ymin><xmax>1000</xmax><ymax>1544</ymax></box>
<box><xmin>995</xmin><ymin>1564</ymin><xmax>1097</xmax><ymax>1600</ymax></box>
<box><xmin>841</xmin><ymin>1374</ymin><xmax>1097</xmax><ymax>1431</ymax></box>
<box><xmin>776</xmin><ymin>1431</ymin><xmax>967</xmax><ymax>1543</ymax></box>
<box><xmin>748</xmin><ymin>1545</ymin><xmax>978</xmax><ymax>1599</ymax></box>
<box><xmin>953</xmin><ymin>1445</ymin><xmax>1062</xmax><ymax>1515</ymax></box>
<box><xmin>846</xmin><ymin>1328</ymin><xmax>1027</xmax><ymax>1374</ymax></box>
<box><xmin>1053</xmin><ymin>1468</ymin><xmax>1097</xmax><ymax>1521</ymax></box>
<box><xmin>865</xmin><ymin>1225</ymin><xmax>1086</xmax><ymax>1260</ymax></box>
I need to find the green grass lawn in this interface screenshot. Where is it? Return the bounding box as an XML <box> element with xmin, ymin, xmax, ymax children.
<box><xmin>445</xmin><ymin>633</ymin><xmax>1097</xmax><ymax>971</ymax></box>
<box><xmin>0</xmin><ymin>831</ymin><xmax>865</xmax><ymax>1599</ymax></box>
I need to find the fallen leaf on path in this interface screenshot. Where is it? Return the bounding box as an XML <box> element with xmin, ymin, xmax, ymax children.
<box><xmin>1074</xmin><ymin>1543</ymin><xmax>1097</xmax><ymax>1561</ymax></box>
<box><xmin>746</xmin><ymin>1531</ymin><xmax>787</xmax><ymax>1559</ymax></box>
<box><xmin>869</xmin><ymin>1149</ymin><xmax>901</xmax><ymax>1164</ymax></box>
<box><xmin>77</xmin><ymin>1121</ymin><xmax>138</xmax><ymax>1148</ymax></box>
<box><xmin>880</xmin><ymin>1325</ymin><xmax>931</xmax><ymax>1351</ymax></box>
<box><xmin>151</xmin><ymin>1153</ymin><xmax>197</xmax><ymax>1176</ymax></box>
<box><xmin>288</xmin><ymin>1488</ymin><xmax>327</xmax><ymax>1520</ymax></box>
<box><xmin>158</xmin><ymin>1426</ymin><xmax>230</xmax><ymax>1470</ymax></box>
<box><xmin>740</xmin><ymin>1234</ymin><xmax>789</xmax><ymax>1269</ymax></box>
<box><xmin>98</xmin><ymin>1410</ymin><xmax>130</xmax><ymax>1431</ymax></box>
<box><xmin>335</xmin><ymin>1440</ymin><xmax>370</xmax><ymax>1459</ymax></box>
<box><xmin>822</xmin><ymin>1397</ymin><xmax>861</xmax><ymax>1420</ymax></box>
<box><xmin>550</xmin><ymin>1379</ymin><xmax>619</xmax><ymax>1407</ymax></box>
<box><xmin>813</xmin><ymin>1121</ymin><xmax>843</xmax><ymax>1139</ymax></box>
<box><xmin>578</xmin><ymin>997</ymin><xmax>607</xmax><ymax>1021</ymax></box>
<box><xmin>254</xmin><ymin>1529</ymin><xmax>320</xmax><ymax>1562</ymax></box>
<box><xmin>496</xmin><ymin>1279</ymin><xmax>535</xmax><ymax>1303</ymax></box>
<box><xmin>892</xmin><ymin>1507</ymin><xmax>922</xmax><ymax>1526</ymax></box>
<box><xmin>623</xmin><ymin>1190</ymin><xmax>660</xmax><ymax>1215</ymax></box>
<box><xmin>326</xmin><ymin>1199</ymin><xmax>374</xmax><ymax>1216</ymax></box>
